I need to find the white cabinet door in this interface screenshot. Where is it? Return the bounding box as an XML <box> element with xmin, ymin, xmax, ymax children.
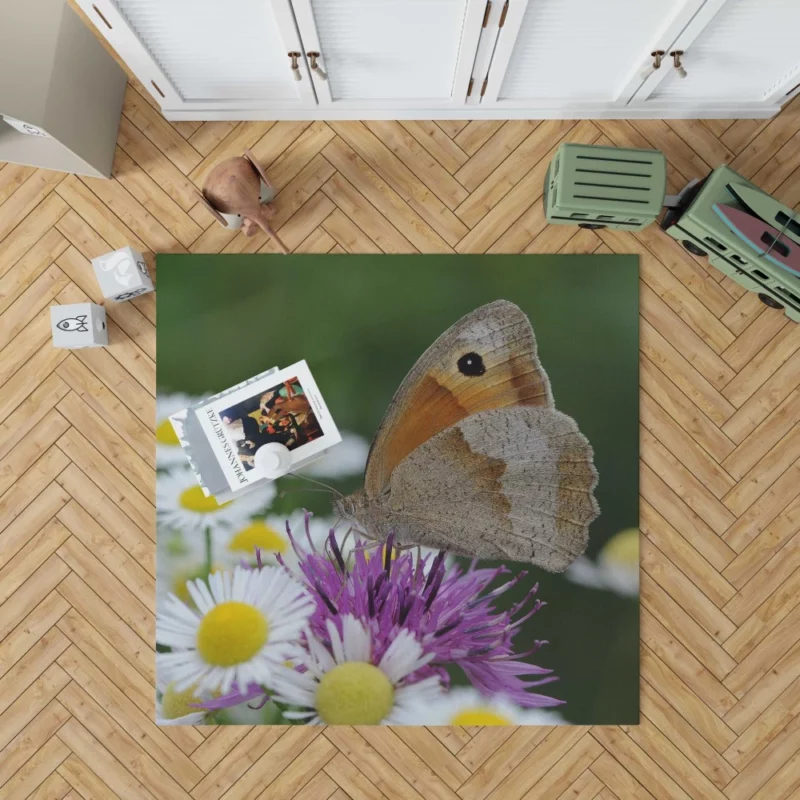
<box><xmin>480</xmin><ymin>0</ymin><xmax>707</xmax><ymax>110</ymax></box>
<box><xmin>290</xmin><ymin>0</ymin><xmax>487</xmax><ymax>108</ymax></box>
<box><xmin>631</xmin><ymin>0</ymin><xmax>800</xmax><ymax>110</ymax></box>
<box><xmin>76</xmin><ymin>0</ymin><xmax>316</xmax><ymax>111</ymax></box>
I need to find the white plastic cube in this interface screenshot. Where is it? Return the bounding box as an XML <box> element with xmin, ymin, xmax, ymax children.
<box><xmin>50</xmin><ymin>303</ymin><xmax>108</xmax><ymax>349</ymax></box>
<box><xmin>91</xmin><ymin>246</ymin><xmax>154</xmax><ymax>302</ymax></box>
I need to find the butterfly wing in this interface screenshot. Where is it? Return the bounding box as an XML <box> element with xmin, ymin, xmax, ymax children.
<box><xmin>383</xmin><ymin>407</ymin><xmax>599</xmax><ymax>572</ymax></box>
<box><xmin>364</xmin><ymin>300</ymin><xmax>553</xmax><ymax>498</ymax></box>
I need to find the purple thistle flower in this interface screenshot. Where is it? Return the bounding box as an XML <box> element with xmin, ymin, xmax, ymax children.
<box><xmin>277</xmin><ymin>512</ymin><xmax>564</xmax><ymax>709</ymax></box>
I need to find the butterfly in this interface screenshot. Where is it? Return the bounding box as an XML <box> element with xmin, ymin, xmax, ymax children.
<box><xmin>335</xmin><ymin>300</ymin><xmax>599</xmax><ymax>572</ymax></box>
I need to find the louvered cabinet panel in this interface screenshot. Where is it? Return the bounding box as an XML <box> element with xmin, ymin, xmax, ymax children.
<box><xmin>291</xmin><ymin>0</ymin><xmax>485</xmax><ymax>106</ymax></box>
<box><xmin>75</xmin><ymin>0</ymin><xmax>796</xmax><ymax>117</ymax></box>
<box><xmin>646</xmin><ymin>0</ymin><xmax>800</xmax><ymax>103</ymax></box>
<box><xmin>493</xmin><ymin>0</ymin><xmax>684</xmax><ymax>104</ymax></box>
<box><xmin>76</xmin><ymin>0</ymin><xmax>314</xmax><ymax>109</ymax></box>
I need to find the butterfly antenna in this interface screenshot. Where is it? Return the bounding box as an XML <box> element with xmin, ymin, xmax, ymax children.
<box><xmin>277</xmin><ymin>486</ymin><xmax>332</xmax><ymax>500</ymax></box>
<box><xmin>286</xmin><ymin>471</ymin><xmax>345</xmax><ymax>500</ymax></box>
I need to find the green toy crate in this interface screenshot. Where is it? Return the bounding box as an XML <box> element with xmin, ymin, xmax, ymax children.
<box><xmin>544</xmin><ymin>143</ymin><xmax>667</xmax><ymax>231</ymax></box>
<box><xmin>661</xmin><ymin>165</ymin><xmax>800</xmax><ymax>322</ymax></box>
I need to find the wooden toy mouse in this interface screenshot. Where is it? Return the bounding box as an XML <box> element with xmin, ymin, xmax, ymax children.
<box><xmin>196</xmin><ymin>149</ymin><xmax>289</xmax><ymax>254</ymax></box>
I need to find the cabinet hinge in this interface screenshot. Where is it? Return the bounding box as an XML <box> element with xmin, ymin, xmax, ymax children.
<box><xmin>92</xmin><ymin>4</ymin><xmax>113</xmax><ymax>30</ymax></box>
<box><xmin>480</xmin><ymin>77</ymin><xmax>488</xmax><ymax>97</ymax></box>
<box><xmin>482</xmin><ymin>1</ymin><xmax>492</xmax><ymax>27</ymax></box>
<box><xmin>499</xmin><ymin>0</ymin><xmax>509</xmax><ymax>27</ymax></box>
<box><xmin>467</xmin><ymin>78</ymin><xmax>474</xmax><ymax>97</ymax></box>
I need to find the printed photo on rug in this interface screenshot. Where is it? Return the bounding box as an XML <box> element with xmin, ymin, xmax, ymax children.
<box><xmin>155</xmin><ymin>254</ymin><xmax>639</xmax><ymax>727</ymax></box>
<box><xmin>194</xmin><ymin>359</ymin><xmax>340</xmax><ymax>491</ymax></box>
<box><xmin>218</xmin><ymin>375</ymin><xmax>320</xmax><ymax>470</ymax></box>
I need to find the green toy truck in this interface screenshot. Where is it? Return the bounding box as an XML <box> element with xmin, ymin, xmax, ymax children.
<box><xmin>543</xmin><ymin>143</ymin><xmax>666</xmax><ymax>231</ymax></box>
<box><xmin>544</xmin><ymin>142</ymin><xmax>800</xmax><ymax>322</ymax></box>
<box><xmin>660</xmin><ymin>165</ymin><xmax>800</xmax><ymax>323</ymax></box>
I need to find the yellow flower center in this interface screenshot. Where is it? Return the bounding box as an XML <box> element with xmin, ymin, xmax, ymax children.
<box><xmin>229</xmin><ymin>522</ymin><xmax>287</xmax><ymax>555</ymax></box>
<box><xmin>196</xmin><ymin>601</ymin><xmax>268</xmax><ymax>666</ymax></box>
<box><xmin>156</xmin><ymin>418</ymin><xmax>180</xmax><ymax>446</ymax></box>
<box><xmin>316</xmin><ymin>662</ymin><xmax>394</xmax><ymax>725</ymax></box>
<box><xmin>451</xmin><ymin>708</ymin><xmax>513</xmax><ymax>726</ymax></box>
<box><xmin>179</xmin><ymin>485</ymin><xmax>232</xmax><ymax>513</ymax></box>
<box><xmin>161</xmin><ymin>682</ymin><xmax>203</xmax><ymax>719</ymax></box>
<box><xmin>601</xmin><ymin>528</ymin><xmax>639</xmax><ymax>567</ymax></box>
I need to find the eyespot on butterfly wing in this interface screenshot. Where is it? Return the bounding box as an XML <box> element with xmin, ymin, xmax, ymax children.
<box><xmin>363</xmin><ymin>300</ymin><xmax>554</xmax><ymax>498</ymax></box>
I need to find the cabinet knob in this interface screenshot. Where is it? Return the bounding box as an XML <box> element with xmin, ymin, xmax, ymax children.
<box><xmin>670</xmin><ymin>50</ymin><xmax>687</xmax><ymax>79</ymax></box>
<box><xmin>288</xmin><ymin>52</ymin><xmax>302</xmax><ymax>81</ymax></box>
<box><xmin>641</xmin><ymin>50</ymin><xmax>665</xmax><ymax>80</ymax></box>
<box><xmin>307</xmin><ymin>52</ymin><xmax>328</xmax><ymax>81</ymax></box>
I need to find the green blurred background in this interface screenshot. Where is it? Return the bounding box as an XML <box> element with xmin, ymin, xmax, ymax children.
<box><xmin>157</xmin><ymin>254</ymin><xmax>639</xmax><ymax>724</ymax></box>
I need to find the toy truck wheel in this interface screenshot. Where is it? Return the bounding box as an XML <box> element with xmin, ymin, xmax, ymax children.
<box><xmin>758</xmin><ymin>293</ymin><xmax>784</xmax><ymax>310</ymax></box>
<box><xmin>578</xmin><ymin>223</ymin><xmax>606</xmax><ymax>230</ymax></box>
<box><xmin>682</xmin><ymin>240</ymin><xmax>707</xmax><ymax>257</ymax></box>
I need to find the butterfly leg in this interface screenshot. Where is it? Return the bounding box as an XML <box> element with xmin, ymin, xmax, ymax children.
<box><xmin>384</xmin><ymin>541</ymin><xmax>418</xmax><ymax>554</ymax></box>
<box><xmin>350</xmin><ymin>539</ymin><xmax>385</xmax><ymax>556</ymax></box>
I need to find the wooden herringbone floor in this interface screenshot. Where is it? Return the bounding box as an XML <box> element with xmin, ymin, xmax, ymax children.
<box><xmin>2</xmin><ymin>70</ymin><xmax>800</xmax><ymax>798</ymax></box>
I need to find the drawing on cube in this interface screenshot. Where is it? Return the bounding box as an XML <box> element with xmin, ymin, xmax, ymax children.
<box><xmin>91</xmin><ymin>245</ymin><xmax>154</xmax><ymax>302</ymax></box>
<box><xmin>50</xmin><ymin>303</ymin><xmax>108</xmax><ymax>349</ymax></box>
<box><xmin>57</xmin><ymin>315</ymin><xmax>89</xmax><ymax>332</ymax></box>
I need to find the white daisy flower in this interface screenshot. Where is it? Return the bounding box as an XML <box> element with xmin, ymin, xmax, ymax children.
<box><xmin>157</xmin><ymin>565</ymin><xmax>314</xmax><ymax>694</ymax></box>
<box><xmin>155</xmin><ymin>673</ymin><xmax>210</xmax><ymax>725</ymax></box>
<box><xmin>297</xmin><ymin>431</ymin><xmax>369</xmax><ymax>479</ymax></box>
<box><xmin>566</xmin><ymin>528</ymin><xmax>639</xmax><ymax>598</ymax></box>
<box><xmin>270</xmin><ymin>615</ymin><xmax>443</xmax><ymax>725</ymax></box>
<box><xmin>406</xmin><ymin>686</ymin><xmax>565</xmax><ymax>726</ymax></box>
<box><xmin>156</xmin><ymin>393</ymin><xmax>202</xmax><ymax>468</ymax></box>
<box><xmin>157</xmin><ymin>467</ymin><xmax>275</xmax><ymax>538</ymax></box>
